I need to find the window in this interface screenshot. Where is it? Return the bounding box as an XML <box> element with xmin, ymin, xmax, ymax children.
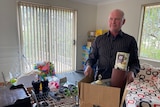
<box><xmin>139</xmin><ymin>3</ymin><xmax>160</xmax><ymax>61</ymax></box>
<box><xmin>17</xmin><ymin>2</ymin><xmax>77</xmax><ymax>74</ymax></box>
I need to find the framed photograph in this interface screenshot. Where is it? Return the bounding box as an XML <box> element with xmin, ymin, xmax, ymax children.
<box><xmin>114</xmin><ymin>52</ymin><xmax>130</xmax><ymax>71</ymax></box>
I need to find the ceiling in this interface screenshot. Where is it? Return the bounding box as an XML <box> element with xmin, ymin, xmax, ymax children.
<box><xmin>69</xmin><ymin>0</ymin><xmax>124</xmax><ymax>5</ymax></box>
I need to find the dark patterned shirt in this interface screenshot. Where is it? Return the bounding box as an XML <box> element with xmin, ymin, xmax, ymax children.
<box><xmin>86</xmin><ymin>30</ymin><xmax>140</xmax><ymax>79</ymax></box>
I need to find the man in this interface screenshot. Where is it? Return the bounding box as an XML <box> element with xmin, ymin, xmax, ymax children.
<box><xmin>84</xmin><ymin>9</ymin><xmax>140</xmax><ymax>84</ymax></box>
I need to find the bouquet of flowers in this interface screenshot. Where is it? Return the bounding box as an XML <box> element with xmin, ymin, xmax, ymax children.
<box><xmin>34</xmin><ymin>61</ymin><xmax>55</xmax><ymax>80</ymax></box>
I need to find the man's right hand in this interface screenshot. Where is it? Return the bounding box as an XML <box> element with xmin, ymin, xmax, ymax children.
<box><xmin>84</xmin><ymin>65</ymin><xmax>93</xmax><ymax>77</ymax></box>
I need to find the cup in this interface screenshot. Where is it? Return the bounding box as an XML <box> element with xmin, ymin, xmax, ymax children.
<box><xmin>41</xmin><ymin>80</ymin><xmax>49</xmax><ymax>93</ymax></box>
<box><xmin>32</xmin><ymin>80</ymin><xmax>40</xmax><ymax>94</ymax></box>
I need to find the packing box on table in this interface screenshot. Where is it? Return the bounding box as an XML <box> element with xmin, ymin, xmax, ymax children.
<box><xmin>78</xmin><ymin>75</ymin><xmax>121</xmax><ymax>107</ymax></box>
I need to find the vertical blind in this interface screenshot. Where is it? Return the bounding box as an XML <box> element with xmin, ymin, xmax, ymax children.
<box><xmin>17</xmin><ymin>2</ymin><xmax>77</xmax><ymax>74</ymax></box>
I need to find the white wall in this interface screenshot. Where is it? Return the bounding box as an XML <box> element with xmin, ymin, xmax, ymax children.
<box><xmin>0</xmin><ymin>0</ymin><xmax>97</xmax><ymax>81</ymax></box>
<box><xmin>96</xmin><ymin>0</ymin><xmax>160</xmax><ymax>67</ymax></box>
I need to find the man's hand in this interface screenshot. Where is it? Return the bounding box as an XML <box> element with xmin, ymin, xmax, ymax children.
<box><xmin>84</xmin><ymin>65</ymin><xmax>93</xmax><ymax>77</ymax></box>
<box><xmin>127</xmin><ymin>71</ymin><xmax>135</xmax><ymax>84</ymax></box>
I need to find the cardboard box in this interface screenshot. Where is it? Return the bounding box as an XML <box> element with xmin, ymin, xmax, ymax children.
<box><xmin>78</xmin><ymin>75</ymin><xmax>121</xmax><ymax>107</ymax></box>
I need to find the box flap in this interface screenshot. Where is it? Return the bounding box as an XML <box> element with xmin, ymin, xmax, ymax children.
<box><xmin>78</xmin><ymin>75</ymin><xmax>94</xmax><ymax>95</ymax></box>
<box><xmin>79</xmin><ymin>82</ymin><xmax>120</xmax><ymax>107</ymax></box>
<box><xmin>79</xmin><ymin>75</ymin><xmax>94</xmax><ymax>83</ymax></box>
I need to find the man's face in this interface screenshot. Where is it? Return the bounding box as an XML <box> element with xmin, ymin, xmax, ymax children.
<box><xmin>108</xmin><ymin>11</ymin><xmax>125</xmax><ymax>33</ymax></box>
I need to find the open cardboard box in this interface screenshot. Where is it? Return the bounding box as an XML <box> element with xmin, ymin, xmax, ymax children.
<box><xmin>78</xmin><ymin>75</ymin><xmax>122</xmax><ymax>107</ymax></box>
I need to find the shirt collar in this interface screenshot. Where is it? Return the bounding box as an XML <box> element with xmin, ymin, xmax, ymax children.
<box><xmin>106</xmin><ymin>30</ymin><xmax>123</xmax><ymax>37</ymax></box>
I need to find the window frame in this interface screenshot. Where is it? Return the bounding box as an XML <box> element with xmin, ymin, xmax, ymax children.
<box><xmin>138</xmin><ymin>2</ymin><xmax>160</xmax><ymax>63</ymax></box>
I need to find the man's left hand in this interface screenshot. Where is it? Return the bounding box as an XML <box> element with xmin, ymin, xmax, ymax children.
<box><xmin>127</xmin><ymin>71</ymin><xmax>135</xmax><ymax>84</ymax></box>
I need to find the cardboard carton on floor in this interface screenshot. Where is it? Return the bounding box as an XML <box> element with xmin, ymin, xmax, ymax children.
<box><xmin>78</xmin><ymin>75</ymin><xmax>121</xmax><ymax>107</ymax></box>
